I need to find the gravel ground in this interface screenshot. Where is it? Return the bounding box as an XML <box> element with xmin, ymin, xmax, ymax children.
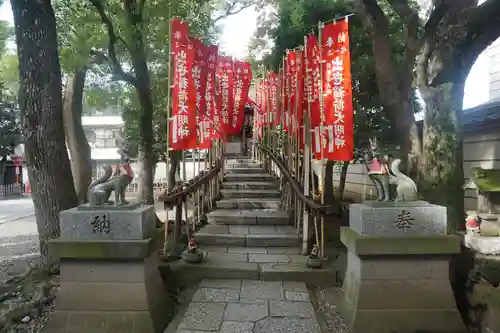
<box><xmin>0</xmin><ymin>215</ymin><xmax>40</xmax><ymax>282</ymax></box>
<box><xmin>314</xmin><ymin>287</ymin><xmax>351</xmax><ymax>333</ymax></box>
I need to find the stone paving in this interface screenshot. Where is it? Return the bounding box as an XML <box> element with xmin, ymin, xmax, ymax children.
<box><xmin>176</xmin><ymin>279</ymin><xmax>321</xmax><ymax>333</ymax></box>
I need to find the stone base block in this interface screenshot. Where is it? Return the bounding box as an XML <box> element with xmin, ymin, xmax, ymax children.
<box><xmin>339</xmin><ymin>227</ymin><xmax>466</xmax><ymax>333</ymax></box>
<box><xmin>60</xmin><ymin>204</ymin><xmax>156</xmax><ymax>240</ymax></box>
<box><xmin>349</xmin><ymin>201</ymin><xmax>446</xmax><ymax>236</ymax></box>
<box><xmin>338</xmin><ymin>306</ymin><xmax>465</xmax><ymax>333</ymax></box>
<box><xmin>46</xmin><ymin>255</ymin><xmax>171</xmax><ymax>333</ymax></box>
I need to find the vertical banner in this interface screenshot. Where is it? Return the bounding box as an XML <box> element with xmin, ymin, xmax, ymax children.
<box><xmin>169</xmin><ymin>19</ymin><xmax>197</xmax><ymax>150</ymax></box>
<box><xmin>306</xmin><ymin>34</ymin><xmax>323</xmax><ymax>159</ymax></box>
<box><xmin>231</xmin><ymin>61</ymin><xmax>252</xmax><ymax>135</ymax></box>
<box><xmin>281</xmin><ymin>57</ymin><xmax>289</xmax><ymax>132</ymax></box>
<box><xmin>217</xmin><ymin>56</ymin><xmax>235</xmax><ymax>136</ymax></box>
<box><xmin>259</xmin><ymin>79</ymin><xmax>269</xmax><ymax>127</ymax></box>
<box><xmin>296</xmin><ymin>49</ymin><xmax>305</xmax><ymax>150</ymax></box>
<box><xmin>320</xmin><ymin>18</ymin><xmax>353</xmax><ymax>161</ymax></box>
<box><xmin>205</xmin><ymin>45</ymin><xmax>218</xmax><ymax>141</ymax></box>
<box><xmin>186</xmin><ymin>38</ymin><xmax>209</xmax><ymax>150</ymax></box>
<box><xmin>287</xmin><ymin>51</ymin><xmax>297</xmax><ymax>133</ymax></box>
<box><xmin>296</xmin><ymin>49</ymin><xmax>305</xmax><ymax>130</ymax></box>
<box><xmin>268</xmin><ymin>72</ymin><xmax>280</xmax><ymax>126</ymax></box>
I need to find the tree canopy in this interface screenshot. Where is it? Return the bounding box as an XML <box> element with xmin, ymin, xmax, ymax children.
<box><xmin>250</xmin><ymin>0</ymin><xmax>422</xmax><ymax>146</ymax></box>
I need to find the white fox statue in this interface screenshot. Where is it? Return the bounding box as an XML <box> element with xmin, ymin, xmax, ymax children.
<box><xmin>388</xmin><ymin>159</ymin><xmax>418</xmax><ymax>202</ymax></box>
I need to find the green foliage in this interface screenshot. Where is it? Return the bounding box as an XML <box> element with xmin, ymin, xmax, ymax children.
<box><xmin>54</xmin><ymin>0</ymin><xmax>237</xmax><ymax>161</ymax></box>
<box><xmin>0</xmin><ymin>16</ymin><xmax>21</xmax><ymax>158</ymax></box>
<box><xmin>251</xmin><ymin>0</ymin><xmax>418</xmax><ymax>146</ymax></box>
<box><xmin>0</xmin><ymin>84</ymin><xmax>21</xmax><ymax>157</ymax></box>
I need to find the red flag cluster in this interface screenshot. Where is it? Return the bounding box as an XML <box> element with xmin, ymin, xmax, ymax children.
<box><xmin>169</xmin><ymin>18</ymin><xmax>253</xmax><ymax>150</ymax></box>
<box><xmin>254</xmin><ymin>18</ymin><xmax>354</xmax><ymax>161</ymax></box>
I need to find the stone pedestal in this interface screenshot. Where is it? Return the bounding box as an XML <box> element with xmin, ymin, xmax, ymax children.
<box><xmin>464</xmin><ymin>233</ymin><xmax>500</xmax><ymax>333</ymax></box>
<box><xmin>47</xmin><ymin>204</ymin><xmax>170</xmax><ymax>333</ymax></box>
<box><xmin>340</xmin><ymin>201</ymin><xmax>466</xmax><ymax>333</ymax></box>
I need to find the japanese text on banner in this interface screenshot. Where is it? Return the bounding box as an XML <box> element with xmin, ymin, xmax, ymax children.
<box><xmin>169</xmin><ymin>19</ymin><xmax>197</xmax><ymax>150</ymax></box>
<box><xmin>232</xmin><ymin>61</ymin><xmax>252</xmax><ymax>135</ymax></box>
<box><xmin>217</xmin><ymin>56</ymin><xmax>235</xmax><ymax>136</ymax></box>
<box><xmin>318</xmin><ymin>19</ymin><xmax>353</xmax><ymax>161</ymax></box>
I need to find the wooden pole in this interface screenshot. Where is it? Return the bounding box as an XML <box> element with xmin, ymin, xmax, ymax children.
<box><xmin>163</xmin><ymin>17</ymin><xmax>174</xmax><ymax>254</ymax></box>
<box><xmin>318</xmin><ymin>21</ymin><xmax>325</xmax><ymax>260</ymax></box>
<box><xmin>294</xmin><ymin>49</ymin><xmax>301</xmax><ymax>232</ymax></box>
<box><xmin>302</xmin><ymin>36</ymin><xmax>311</xmax><ymax>255</ymax></box>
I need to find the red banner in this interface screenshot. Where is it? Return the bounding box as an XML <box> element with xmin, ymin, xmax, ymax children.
<box><xmin>205</xmin><ymin>45</ymin><xmax>218</xmax><ymax>142</ymax></box>
<box><xmin>268</xmin><ymin>72</ymin><xmax>280</xmax><ymax>126</ymax></box>
<box><xmin>281</xmin><ymin>57</ymin><xmax>289</xmax><ymax>132</ymax></box>
<box><xmin>320</xmin><ymin>19</ymin><xmax>353</xmax><ymax>161</ymax></box>
<box><xmin>257</xmin><ymin>79</ymin><xmax>269</xmax><ymax>126</ymax></box>
<box><xmin>169</xmin><ymin>19</ymin><xmax>197</xmax><ymax>150</ymax></box>
<box><xmin>306</xmin><ymin>35</ymin><xmax>321</xmax><ymax>128</ymax></box>
<box><xmin>287</xmin><ymin>51</ymin><xmax>297</xmax><ymax>133</ymax></box>
<box><xmin>217</xmin><ymin>56</ymin><xmax>235</xmax><ymax>136</ymax></box>
<box><xmin>296</xmin><ymin>49</ymin><xmax>305</xmax><ymax>129</ymax></box>
<box><xmin>192</xmin><ymin>39</ymin><xmax>209</xmax><ymax>118</ymax></box>
<box><xmin>231</xmin><ymin>61</ymin><xmax>252</xmax><ymax>135</ymax></box>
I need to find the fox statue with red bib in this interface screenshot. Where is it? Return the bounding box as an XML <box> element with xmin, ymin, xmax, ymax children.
<box><xmin>88</xmin><ymin>149</ymin><xmax>134</xmax><ymax>206</ymax></box>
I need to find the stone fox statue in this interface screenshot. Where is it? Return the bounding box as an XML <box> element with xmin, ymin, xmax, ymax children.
<box><xmin>88</xmin><ymin>158</ymin><xmax>134</xmax><ymax>206</ymax></box>
<box><xmin>389</xmin><ymin>158</ymin><xmax>418</xmax><ymax>201</ymax></box>
<box><xmin>366</xmin><ymin>138</ymin><xmax>391</xmax><ymax>201</ymax></box>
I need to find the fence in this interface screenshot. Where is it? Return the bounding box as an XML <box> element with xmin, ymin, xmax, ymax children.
<box><xmin>0</xmin><ymin>184</ymin><xmax>24</xmax><ymax>199</ymax></box>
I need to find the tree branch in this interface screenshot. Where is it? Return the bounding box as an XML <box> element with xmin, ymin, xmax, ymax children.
<box><xmin>352</xmin><ymin>0</ymin><xmax>404</xmax><ymax>108</ymax></box>
<box><xmin>460</xmin><ymin>0</ymin><xmax>500</xmax><ymax>65</ymax></box>
<box><xmin>88</xmin><ymin>0</ymin><xmax>137</xmax><ymax>86</ymax></box>
<box><xmin>213</xmin><ymin>1</ymin><xmax>252</xmax><ymax>24</ymax></box>
<box><xmin>387</xmin><ymin>0</ymin><xmax>421</xmax><ymax>89</ymax></box>
<box><xmin>428</xmin><ymin>0</ymin><xmax>500</xmax><ymax>86</ymax></box>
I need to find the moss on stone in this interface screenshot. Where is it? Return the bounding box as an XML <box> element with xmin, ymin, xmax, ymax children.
<box><xmin>471</xmin><ymin>167</ymin><xmax>500</xmax><ymax>192</ymax></box>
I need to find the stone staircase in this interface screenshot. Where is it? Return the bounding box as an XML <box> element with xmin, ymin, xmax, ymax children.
<box><xmin>169</xmin><ymin>156</ymin><xmax>339</xmax><ymax>287</ymax></box>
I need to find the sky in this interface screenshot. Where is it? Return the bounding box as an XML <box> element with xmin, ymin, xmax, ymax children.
<box><xmin>0</xmin><ymin>1</ymin><xmax>490</xmax><ymax>109</ymax></box>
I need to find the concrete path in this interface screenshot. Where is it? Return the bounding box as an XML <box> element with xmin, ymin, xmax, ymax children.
<box><xmin>175</xmin><ymin>279</ymin><xmax>321</xmax><ymax>333</ymax></box>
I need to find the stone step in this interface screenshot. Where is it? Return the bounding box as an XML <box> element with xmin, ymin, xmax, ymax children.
<box><xmin>221</xmin><ymin>189</ymin><xmax>281</xmax><ymax>199</ymax></box>
<box><xmin>216</xmin><ymin>198</ymin><xmax>282</xmax><ymax>210</ymax></box>
<box><xmin>221</xmin><ymin>181</ymin><xmax>277</xmax><ymax>190</ymax></box>
<box><xmin>224</xmin><ymin>173</ymin><xmax>273</xmax><ymax>182</ymax></box>
<box><xmin>225</xmin><ymin>162</ymin><xmax>262</xmax><ymax>169</ymax></box>
<box><xmin>166</xmin><ymin>251</ymin><xmax>340</xmax><ymax>288</ymax></box>
<box><xmin>201</xmin><ymin>245</ymin><xmax>301</xmax><ymax>255</ymax></box>
<box><xmin>207</xmin><ymin>209</ymin><xmax>289</xmax><ymax>225</ymax></box>
<box><xmin>225</xmin><ymin>167</ymin><xmax>267</xmax><ymax>174</ymax></box>
<box><xmin>225</xmin><ymin>155</ymin><xmax>252</xmax><ymax>160</ymax></box>
<box><xmin>194</xmin><ymin>225</ymin><xmax>300</xmax><ymax>247</ymax></box>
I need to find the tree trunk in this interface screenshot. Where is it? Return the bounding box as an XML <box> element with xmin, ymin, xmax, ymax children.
<box><xmin>63</xmin><ymin>69</ymin><xmax>92</xmax><ymax>204</ymax></box>
<box><xmin>0</xmin><ymin>158</ymin><xmax>6</xmax><ymax>185</ymax></box>
<box><xmin>11</xmin><ymin>0</ymin><xmax>79</xmax><ymax>269</ymax></box>
<box><xmin>420</xmin><ymin>82</ymin><xmax>465</xmax><ymax>232</ymax></box>
<box><xmin>338</xmin><ymin>161</ymin><xmax>349</xmax><ymax>201</ymax></box>
<box><xmin>125</xmin><ymin>2</ymin><xmax>155</xmax><ymax>206</ymax></box>
<box><xmin>323</xmin><ymin>160</ymin><xmax>336</xmax><ymax>205</ymax></box>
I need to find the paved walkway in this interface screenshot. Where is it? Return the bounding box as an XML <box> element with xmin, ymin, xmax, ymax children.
<box><xmin>176</xmin><ymin>279</ymin><xmax>321</xmax><ymax>333</ymax></box>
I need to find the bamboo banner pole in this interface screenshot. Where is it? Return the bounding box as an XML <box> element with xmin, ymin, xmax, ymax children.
<box><xmin>318</xmin><ymin>21</ymin><xmax>326</xmax><ymax>260</ymax></box>
<box><xmin>285</xmin><ymin>50</ymin><xmax>292</xmax><ymax>212</ymax></box>
<box><xmin>319</xmin><ymin>13</ymin><xmax>355</xmax><ymax>27</ymax></box>
<box><xmin>182</xmin><ymin>150</ymin><xmax>190</xmax><ymax>237</ymax></box>
<box><xmin>293</xmin><ymin>50</ymin><xmax>301</xmax><ymax>231</ymax></box>
<box><xmin>163</xmin><ymin>17</ymin><xmax>174</xmax><ymax>254</ymax></box>
<box><xmin>302</xmin><ymin>36</ymin><xmax>311</xmax><ymax>255</ymax></box>
<box><xmin>280</xmin><ymin>58</ymin><xmax>286</xmax><ymax>189</ymax></box>
<box><xmin>195</xmin><ymin>123</ymin><xmax>200</xmax><ymax>229</ymax></box>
